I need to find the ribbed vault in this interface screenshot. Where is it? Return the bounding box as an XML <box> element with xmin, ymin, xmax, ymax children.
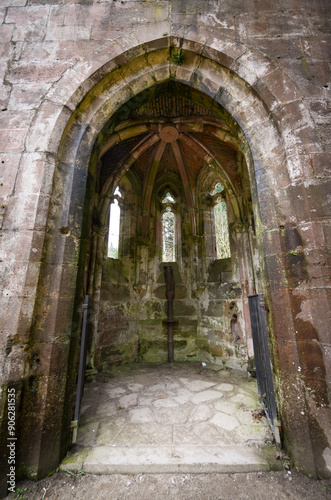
<box><xmin>98</xmin><ymin>82</ymin><xmax>249</xmax><ymax>235</ymax></box>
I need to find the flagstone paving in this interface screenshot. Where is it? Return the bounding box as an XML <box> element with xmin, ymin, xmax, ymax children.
<box><xmin>62</xmin><ymin>362</ymin><xmax>282</xmax><ymax>474</ymax></box>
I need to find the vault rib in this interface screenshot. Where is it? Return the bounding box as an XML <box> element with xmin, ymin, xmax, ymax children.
<box><xmin>171</xmin><ymin>140</ymin><xmax>196</xmax><ymax>234</ymax></box>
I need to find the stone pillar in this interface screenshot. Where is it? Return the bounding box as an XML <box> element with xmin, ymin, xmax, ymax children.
<box><xmin>234</xmin><ymin>223</ymin><xmax>256</xmax><ymax>358</ymax></box>
<box><xmin>135</xmin><ymin>241</ymin><xmax>149</xmax><ymax>285</ymax></box>
<box><xmin>88</xmin><ymin>225</ymin><xmax>108</xmax><ymax>368</ymax></box>
<box><xmin>263</xmin><ymin>223</ymin><xmax>331</xmax><ymax>477</ymax></box>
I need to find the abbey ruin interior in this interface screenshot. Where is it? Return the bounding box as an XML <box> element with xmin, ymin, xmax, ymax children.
<box><xmin>0</xmin><ymin>0</ymin><xmax>330</xmax><ymax>494</ymax></box>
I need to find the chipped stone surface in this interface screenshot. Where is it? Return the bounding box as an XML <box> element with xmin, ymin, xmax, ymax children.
<box><xmin>210</xmin><ymin>412</ymin><xmax>239</xmax><ymax>432</ymax></box>
<box><xmin>191</xmin><ymin>390</ymin><xmax>224</xmax><ymax>405</ymax></box>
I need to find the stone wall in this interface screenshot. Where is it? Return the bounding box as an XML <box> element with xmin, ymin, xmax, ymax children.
<box><xmin>97</xmin><ymin>257</ymin><xmax>246</xmax><ymax>370</ymax></box>
<box><xmin>0</xmin><ymin>0</ymin><xmax>330</xmax><ymax>493</ymax></box>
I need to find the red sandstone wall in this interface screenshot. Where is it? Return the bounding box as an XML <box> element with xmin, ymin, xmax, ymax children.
<box><xmin>0</xmin><ymin>0</ymin><xmax>330</xmax><ymax>488</ymax></box>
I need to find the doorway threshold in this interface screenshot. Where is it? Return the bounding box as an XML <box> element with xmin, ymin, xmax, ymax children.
<box><xmin>61</xmin><ymin>363</ymin><xmax>282</xmax><ymax>474</ymax></box>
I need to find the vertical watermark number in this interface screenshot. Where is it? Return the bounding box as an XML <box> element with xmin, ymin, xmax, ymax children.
<box><xmin>7</xmin><ymin>388</ymin><xmax>16</xmax><ymax>493</ymax></box>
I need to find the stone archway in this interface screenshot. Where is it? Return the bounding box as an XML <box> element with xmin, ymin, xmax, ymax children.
<box><xmin>12</xmin><ymin>38</ymin><xmax>330</xmax><ymax>481</ymax></box>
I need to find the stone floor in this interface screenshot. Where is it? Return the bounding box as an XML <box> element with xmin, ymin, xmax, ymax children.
<box><xmin>62</xmin><ymin>362</ymin><xmax>282</xmax><ymax>474</ymax></box>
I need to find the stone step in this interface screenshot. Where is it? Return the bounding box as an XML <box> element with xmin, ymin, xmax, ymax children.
<box><xmin>61</xmin><ymin>444</ymin><xmax>282</xmax><ymax>475</ymax></box>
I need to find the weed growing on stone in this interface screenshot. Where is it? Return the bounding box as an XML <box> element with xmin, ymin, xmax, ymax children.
<box><xmin>172</xmin><ymin>48</ymin><xmax>184</xmax><ymax>64</ymax></box>
<box><xmin>15</xmin><ymin>487</ymin><xmax>27</xmax><ymax>499</ymax></box>
<box><xmin>64</xmin><ymin>468</ymin><xmax>85</xmax><ymax>482</ymax></box>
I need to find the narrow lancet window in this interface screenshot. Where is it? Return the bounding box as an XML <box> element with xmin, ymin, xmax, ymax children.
<box><xmin>213</xmin><ymin>183</ymin><xmax>231</xmax><ymax>259</ymax></box>
<box><xmin>162</xmin><ymin>208</ymin><xmax>175</xmax><ymax>261</ymax></box>
<box><xmin>162</xmin><ymin>191</ymin><xmax>176</xmax><ymax>262</ymax></box>
<box><xmin>108</xmin><ymin>187</ymin><xmax>121</xmax><ymax>258</ymax></box>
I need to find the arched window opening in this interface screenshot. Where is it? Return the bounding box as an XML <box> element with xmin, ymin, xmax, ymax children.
<box><xmin>213</xmin><ymin>183</ymin><xmax>231</xmax><ymax>259</ymax></box>
<box><xmin>162</xmin><ymin>191</ymin><xmax>176</xmax><ymax>262</ymax></box>
<box><xmin>162</xmin><ymin>191</ymin><xmax>175</xmax><ymax>204</ymax></box>
<box><xmin>108</xmin><ymin>187</ymin><xmax>121</xmax><ymax>258</ymax></box>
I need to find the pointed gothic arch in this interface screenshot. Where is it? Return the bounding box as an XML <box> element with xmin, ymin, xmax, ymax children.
<box><xmin>10</xmin><ymin>37</ymin><xmax>328</xmax><ymax>481</ymax></box>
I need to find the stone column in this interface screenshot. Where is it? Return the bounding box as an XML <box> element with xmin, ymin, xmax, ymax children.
<box><xmin>234</xmin><ymin>222</ymin><xmax>256</xmax><ymax>358</ymax></box>
<box><xmin>88</xmin><ymin>225</ymin><xmax>108</xmax><ymax>368</ymax></box>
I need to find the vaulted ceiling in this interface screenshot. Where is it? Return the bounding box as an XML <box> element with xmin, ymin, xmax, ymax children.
<box><xmin>98</xmin><ymin>82</ymin><xmax>248</xmax><ymax>233</ymax></box>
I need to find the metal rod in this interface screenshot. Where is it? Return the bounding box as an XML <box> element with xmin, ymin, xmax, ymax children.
<box><xmin>71</xmin><ymin>295</ymin><xmax>91</xmax><ymax>443</ymax></box>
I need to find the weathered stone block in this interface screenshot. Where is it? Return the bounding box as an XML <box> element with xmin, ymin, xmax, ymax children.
<box><xmin>173</xmin><ymin>300</ymin><xmax>197</xmax><ymax>317</ymax></box>
<box><xmin>36</xmin><ymin>341</ymin><xmax>71</xmax><ymax>377</ymax></box>
<box><xmin>25</xmin><ymin>100</ymin><xmax>71</xmax><ymax>154</ymax></box>
<box><xmin>298</xmin><ymin>339</ymin><xmax>327</xmax><ymax>380</ymax></box>
<box><xmin>0</xmin><ymin>84</ymin><xmax>10</xmax><ymax>108</ymax></box>
<box><xmin>4</xmin><ymin>0</ymin><xmax>36</xmax><ymax>7</ymax></box>
<box><xmin>284</xmin><ymin>59</ymin><xmax>330</xmax><ymax>99</ymax></box>
<box><xmin>175</xmin><ymin>322</ymin><xmax>198</xmax><ymax>339</ymax></box>
<box><xmin>309</xmin><ymin>152</ymin><xmax>331</xmax><ymax>177</ymax></box>
<box><xmin>299</xmin><ymin>221</ymin><xmax>325</xmax><ymax>251</ymax></box>
<box><xmin>46</xmin><ymin>25</ymin><xmax>91</xmax><ymax>42</ymax></box>
<box><xmin>0</xmin><ymin>25</ymin><xmax>14</xmax><ymax>58</ymax></box>
<box><xmin>14</xmin><ymin>153</ymin><xmax>54</xmax><ymax>197</ymax></box>
<box><xmin>201</xmin><ymin>300</ymin><xmax>223</xmax><ymax>318</ymax></box>
<box><xmin>64</xmin><ymin>3</ymin><xmax>111</xmax><ymax>28</ymax></box>
<box><xmin>56</xmin><ymin>40</ymin><xmax>103</xmax><ymax>60</ymax></box>
<box><xmin>7</xmin><ymin>62</ymin><xmax>71</xmax><ymax>84</ymax></box>
<box><xmin>6</xmin><ymin>6</ymin><xmax>49</xmax><ymax>42</ymax></box>
<box><xmin>323</xmin><ymin>221</ymin><xmax>331</xmax><ymax>247</ymax></box>
<box><xmin>153</xmin><ymin>284</ymin><xmax>187</xmax><ymax>299</ymax></box>
<box><xmin>0</xmin><ymin>110</ymin><xmax>34</xmax><ymax>131</ymax></box>
<box><xmin>254</xmin><ymin>67</ymin><xmax>302</xmax><ymax>111</ymax></box>
<box><xmin>3</xmin><ymin>344</ymin><xmax>28</xmax><ymax>383</ymax></box>
<box><xmin>103</xmin><ymin>258</ymin><xmax>128</xmax><ymax>282</ymax></box>
<box><xmin>206</xmin><ymin>283</ymin><xmax>239</xmax><ymax>300</ymax></box>
<box><xmin>307</xmin><ymin>180</ymin><xmax>331</xmax><ymax>218</ymax></box>
<box><xmin>275</xmin><ymin>340</ymin><xmax>301</xmax><ymax>375</ymax></box>
<box><xmin>304</xmin><ymin>248</ymin><xmax>329</xmax><ymax>286</ymax></box>
<box><xmin>0</xmin><ymin>297</ymin><xmax>23</xmax><ymax>339</ymax></box>
<box><xmin>97</xmin><ymin>326</ymin><xmax>134</xmax><ymax>349</ymax></box>
<box><xmin>8</xmin><ymin>83</ymin><xmax>52</xmax><ymax>110</ymax></box>
<box><xmin>207</xmin><ymin>258</ymin><xmax>232</xmax><ymax>282</ymax></box>
<box><xmin>237</xmin><ymin>10</ymin><xmax>309</xmax><ymax>39</ymax></box>
<box><xmin>100</xmin><ymin>302</ymin><xmax>130</xmax><ymax>323</ymax></box>
<box><xmin>268</xmin><ymin>288</ymin><xmax>296</xmax><ymax>343</ymax></box>
<box><xmin>304</xmin><ymin>377</ymin><xmax>330</xmax><ymax>413</ymax></box>
<box><xmin>309</xmin><ymin>98</ymin><xmax>331</xmax><ymax>128</ymax></box>
<box><xmin>143</xmin><ymin>301</ymin><xmax>163</xmax><ymax>319</ymax></box>
<box><xmin>300</xmin><ymin>289</ymin><xmax>331</xmax><ymax>345</ymax></box>
<box><xmin>32</xmin><ymin>296</ymin><xmax>75</xmax><ymax>343</ymax></box>
<box><xmin>273</xmin><ymin>102</ymin><xmax>318</xmax><ymax>156</ymax></box>
<box><xmin>253</xmin><ymin>188</ymin><xmax>280</xmax><ymax>230</ymax></box>
<box><xmin>204</xmin><ymin>38</ymin><xmax>246</xmax><ymax>68</ymax></box>
<box><xmin>263</xmin><ymin>228</ymin><xmax>282</xmax><ymax>257</ymax></box>
<box><xmin>96</xmin><ymin>341</ymin><xmax>137</xmax><ymax>368</ymax></box>
<box><xmin>20</xmin><ymin>41</ymin><xmax>59</xmax><ymax>62</ymax></box>
<box><xmin>101</xmin><ymin>282</ymin><xmax>131</xmax><ymax>302</ymax></box>
<box><xmin>232</xmin><ymin>49</ymin><xmax>275</xmax><ymax>87</ymax></box>
<box><xmin>0</xmin><ymin>153</ymin><xmax>21</xmax><ymax>197</ymax></box>
<box><xmin>15</xmin><ymin>296</ymin><xmax>36</xmax><ymax>343</ymax></box>
<box><xmin>264</xmin><ymin>254</ymin><xmax>287</xmax><ymax>288</ymax></box>
<box><xmin>0</xmin><ymin>129</ymin><xmax>26</xmax><ymax>153</ymax></box>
